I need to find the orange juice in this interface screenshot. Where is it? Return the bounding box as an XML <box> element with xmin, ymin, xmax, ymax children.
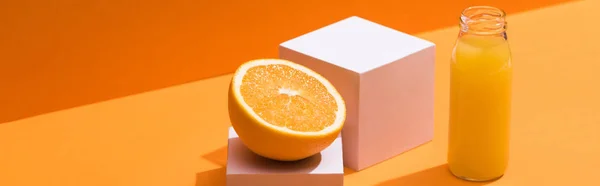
<box><xmin>448</xmin><ymin>6</ymin><xmax>512</xmax><ymax>181</ymax></box>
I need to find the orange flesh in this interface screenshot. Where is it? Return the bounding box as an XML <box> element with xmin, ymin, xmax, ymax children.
<box><xmin>239</xmin><ymin>64</ymin><xmax>338</xmax><ymax>132</ymax></box>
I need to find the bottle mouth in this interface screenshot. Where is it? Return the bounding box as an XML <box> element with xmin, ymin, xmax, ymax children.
<box><xmin>460</xmin><ymin>6</ymin><xmax>507</xmax><ymax>35</ymax></box>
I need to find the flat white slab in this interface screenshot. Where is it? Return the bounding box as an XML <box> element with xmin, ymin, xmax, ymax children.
<box><xmin>226</xmin><ymin>127</ymin><xmax>343</xmax><ymax>186</ymax></box>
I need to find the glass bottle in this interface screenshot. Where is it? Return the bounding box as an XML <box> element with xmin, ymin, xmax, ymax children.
<box><xmin>448</xmin><ymin>6</ymin><xmax>512</xmax><ymax>181</ymax></box>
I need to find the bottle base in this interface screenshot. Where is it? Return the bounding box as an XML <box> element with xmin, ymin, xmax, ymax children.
<box><xmin>450</xmin><ymin>169</ymin><xmax>504</xmax><ymax>182</ymax></box>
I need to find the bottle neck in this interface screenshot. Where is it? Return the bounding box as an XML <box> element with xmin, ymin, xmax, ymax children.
<box><xmin>459</xmin><ymin>6</ymin><xmax>507</xmax><ymax>38</ymax></box>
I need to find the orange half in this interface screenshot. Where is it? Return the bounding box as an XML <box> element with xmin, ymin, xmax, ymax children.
<box><xmin>228</xmin><ymin>58</ymin><xmax>346</xmax><ymax>161</ymax></box>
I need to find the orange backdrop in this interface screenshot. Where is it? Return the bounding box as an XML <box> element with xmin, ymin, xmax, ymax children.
<box><xmin>0</xmin><ymin>0</ymin><xmax>571</xmax><ymax>123</ymax></box>
<box><xmin>4</xmin><ymin>1</ymin><xmax>599</xmax><ymax>186</ymax></box>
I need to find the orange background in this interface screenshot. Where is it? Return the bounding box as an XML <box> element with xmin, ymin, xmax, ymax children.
<box><xmin>2</xmin><ymin>0</ymin><xmax>600</xmax><ymax>186</ymax></box>
<box><xmin>0</xmin><ymin>0</ymin><xmax>570</xmax><ymax>123</ymax></box>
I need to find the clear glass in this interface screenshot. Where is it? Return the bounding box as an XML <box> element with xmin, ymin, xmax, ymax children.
<box><xmin>448</xmin><ymin>6</ymin><xmax>512</xmax><ymax>181</ymax></box>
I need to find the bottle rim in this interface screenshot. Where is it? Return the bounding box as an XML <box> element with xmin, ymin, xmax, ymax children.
<box><xmin>461</xmin><ymin>6</ymin><xmax>506</xmax><ymax>19</ymax></box>
<box><xmin>460</xmin><ymin>6</ymin><xmax>507</xmax><ymax>35</ymax></box>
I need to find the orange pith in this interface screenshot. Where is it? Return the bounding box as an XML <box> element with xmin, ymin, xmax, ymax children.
<box><xmin>239</xmin><ymin>64</ymin><xmax>338</xmax><ymax>132</ymax></box>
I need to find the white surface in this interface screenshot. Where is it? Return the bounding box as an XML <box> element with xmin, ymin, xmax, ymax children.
<box><xmin>226</xmin><ymin>127</ymin><xmax>344</xmax><ymax>186</ymax></box>
<box><xmin>280</xmin><ymin>16</ymin><xmax>434</xmax><ymax>73</ymax></box>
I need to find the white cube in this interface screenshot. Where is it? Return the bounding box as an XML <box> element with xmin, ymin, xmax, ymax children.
<box><xmin>226</xmin><ymin>127</ymin><xmax>344</xmax><ymax>186</ymax></box>
<box><xmin>279</xmin><ymin>16</ymin><xmax>435</xmax><ymax>171</ymax></box>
